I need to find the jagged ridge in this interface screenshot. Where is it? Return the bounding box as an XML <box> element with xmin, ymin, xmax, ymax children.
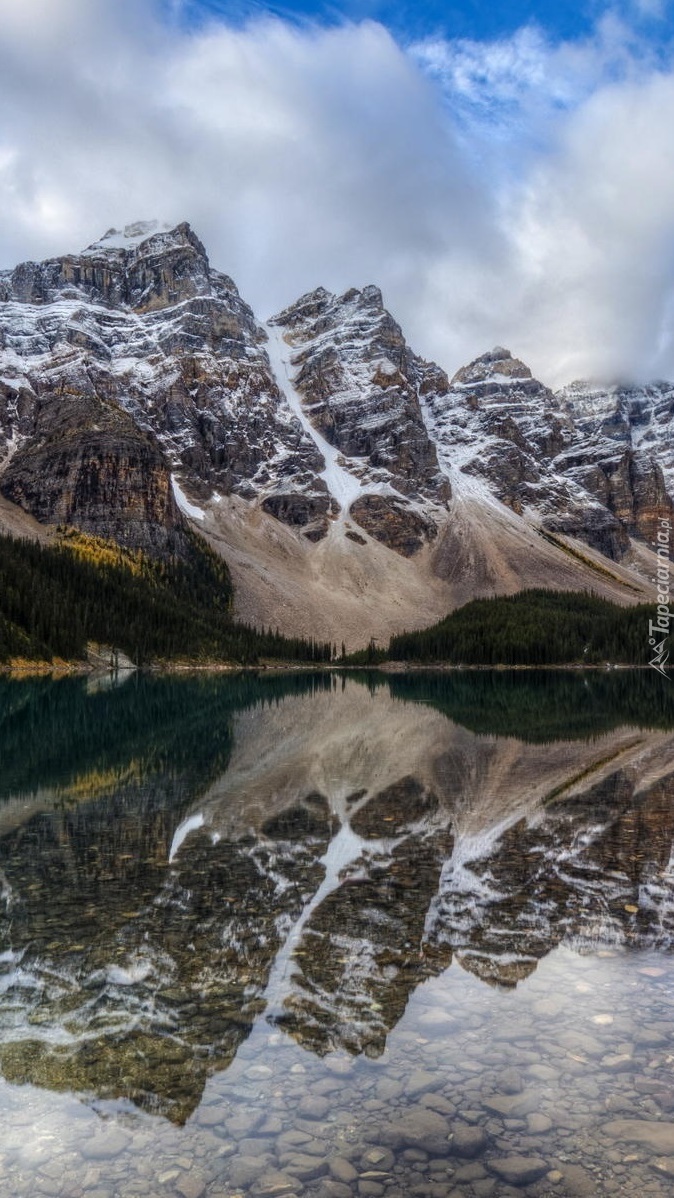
<box><xmin>0</xmin><ymin>222</ymin><xmax>671</xmax><ymax>646</ymax></box>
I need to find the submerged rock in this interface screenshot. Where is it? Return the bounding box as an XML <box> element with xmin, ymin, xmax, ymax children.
<box><xmin>603</xmin><ymin>1119</ymin><xmax>674</xmax><ymax>1153</ymax></box>
<box><xmin>376</xmin><ymin>1107</ymin><xmax>451</xmax><ymax>1154</ymax></box>
<box><xmin>487</xmin><ymin>1155</ymin><xmax>549</xmax><ymax>1185</ymax></box>
<box><xmin>449</xmin><ymin>1124</ymin><xmax>488</xmax><ymax>1158</ymax></box>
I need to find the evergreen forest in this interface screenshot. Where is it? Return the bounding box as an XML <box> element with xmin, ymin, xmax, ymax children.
<box><xmin>384</xmin><ymin>589</ymin><xmax>659</xmax><ymax>667</ymax></box>
<box><xmin>0</xmin><ymin>530</ymin><xmax>332</xmax><ymax>666</ymax></box>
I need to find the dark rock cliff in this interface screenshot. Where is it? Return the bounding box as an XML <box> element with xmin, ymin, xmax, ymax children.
<box><xmin>0</xmin><ymin>386</ymin><xmax>186</xmax><ymax>555</ymax></box>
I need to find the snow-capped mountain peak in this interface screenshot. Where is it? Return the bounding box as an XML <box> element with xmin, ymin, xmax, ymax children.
<box><xmin>84</xmin><ymin>220</ymin><xmax>176</xmax><ymax>255</ymax></box>
<box><xmin>451</xmin><ymin>346</ymin><xmax>534</xmax><ymax>386</ymax></box>
<box><xmin>0</xmin><ymin>223</ymin><xmax>671</xmax><ymax>646</ymax></box>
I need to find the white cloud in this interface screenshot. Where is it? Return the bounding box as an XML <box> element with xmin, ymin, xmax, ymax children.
<box><xmin>501</xmin><ymin>69</ymin><xmax>674</xmax><ymax>383</ymax></box>
<box><xmin>1</xmin><ymin>0</ymin><xmax>674</xmax><ymax>386</ymax></box>
<box><xmin>0</xmin><ymin>3</ymin><xmax>495</xmax><ymax>320</ymax></box>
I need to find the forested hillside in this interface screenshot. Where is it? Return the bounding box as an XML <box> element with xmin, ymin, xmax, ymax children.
<box><xmin>0</xmin><ymin>530</ymin><xmax>331</xmax><ymax>666</ymax></box>
<box><xmin>385</xmin><ymin>590</ymin><xmax>657</xmax><ymax>667</ymax></box>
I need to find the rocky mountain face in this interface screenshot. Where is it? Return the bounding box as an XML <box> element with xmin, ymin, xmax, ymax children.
<box><xmin>556</xmin><ymin>379</ymin><xmax>674</xmax><ymax>547</ymax></box>
<box><xmin>0</xmin><ymin>221</ymin><xmax>326</xmax><ymax>555</ymax></box>
<box><xmin>424</xmin><ymin>346</ymin><xmax>674</xmax><ymax>562</ymax></box>
<box><xmin>269</xmin><ymin>285</ymin><xmax>451</xmax><ymax>552</ymax></box>
<box><xmin>0</xmin><ymin>221</ymin><xmax>672</xmax><ymax>639</ymax></box>
<box><xmin>0</xmin><ymin>388</ymin><xmax>185</xmax><ymax>555</ymax></box>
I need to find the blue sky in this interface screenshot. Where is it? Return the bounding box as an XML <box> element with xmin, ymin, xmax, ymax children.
<box><xmin>176</xmin><ymin>0</ymin><xmax>672</xmax><ymax>44</ymax></box>
<box><xmin>2</xmin><ymin>0</ymin><xmax>674</xmax><ymax>384</ymax></box>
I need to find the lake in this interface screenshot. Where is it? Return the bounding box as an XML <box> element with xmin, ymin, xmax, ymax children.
<box><xmin>1</xmin><ymin>669</ymin><xmax>674</xmax><ymax>1197</ymax></box>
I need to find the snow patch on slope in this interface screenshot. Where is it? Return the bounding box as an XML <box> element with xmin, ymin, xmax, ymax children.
<box><xmin>264</xmin><ymin>321</ymin><xmax>366</xmax><ymax>518</ymax></box>
<box><xmin>171</xmin><ymin>476</ymin><xmax>205</xmax><ymax>521</ymax></box>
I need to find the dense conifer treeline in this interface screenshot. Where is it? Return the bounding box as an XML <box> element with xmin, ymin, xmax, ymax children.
<box><xmin>0</xmin><ymin>531</ymin><xmax>332</xmax><ymax>665</ymax></box>
<box><xmin>386</xmin><ymin>590</ymin><xmax>658</xmax><ymax>667</ymax></box>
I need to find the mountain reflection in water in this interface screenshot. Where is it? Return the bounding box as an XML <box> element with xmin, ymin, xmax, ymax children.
<box><xmin>0</xmin><ymin>669</ymin><xmax>673</xmax><ymax>1125</ymax></box>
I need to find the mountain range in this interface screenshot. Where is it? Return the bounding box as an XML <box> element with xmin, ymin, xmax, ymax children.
<box><xmin>0</xmin><ymin>219</ymin><xmax>671</xmax><ymax>648</ymax></box>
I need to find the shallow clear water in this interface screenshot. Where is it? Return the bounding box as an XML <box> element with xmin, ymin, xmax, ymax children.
<box><xmin>1</xmin><ymin>669</ymin><xmax>674</xmax><ymax>1197</ymax></box>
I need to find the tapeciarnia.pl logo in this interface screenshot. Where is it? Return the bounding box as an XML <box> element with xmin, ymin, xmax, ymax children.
<box><xmin>649</xmin><ymin>517</ymin><xmax>672</xmax><ymax>677</ymax></box>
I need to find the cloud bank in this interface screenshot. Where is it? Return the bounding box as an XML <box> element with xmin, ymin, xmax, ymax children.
<box><xmin>1</xmin><ymin>0</ymin><xmax>674</xmax><ymax>385</ymax></box>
